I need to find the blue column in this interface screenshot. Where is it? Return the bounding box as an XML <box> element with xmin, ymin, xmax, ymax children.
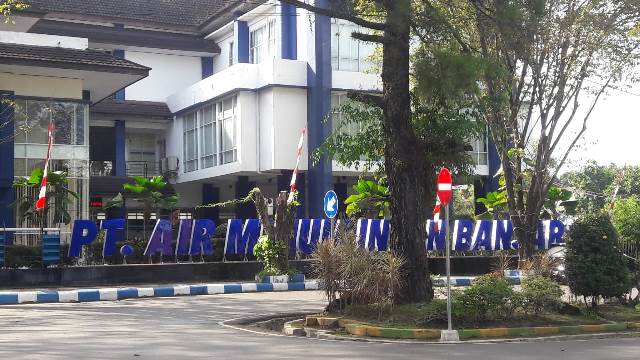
<box><xmin>113</xmin><ymin>49</ymin><xmax>125</xmax><ymax>102</ymax></box>
<box><xmin>201</xmin><ymin>57</ymin><xmax>214</xmax><ymax>78</ymax></box>
<box><xmin>234</xmin><ymin>19</ymin><xmax>249</xmax><ymax>64</ymax></box>
<box><xmin>281</xmin><ymin>2</ymin><xmax>297</xmax><ymax>60</ymax></box>
<box><xmin>201</xmin><ymin>184</ymin><xmax>219</xmax><ymax>224</ymax></box>
<box><xmin>306</xmin><ymin>0</ymin><xmax>333</xmax><ymax>218</ymax></box>
<box><xmin>114</xmin><ymin>120</ymin><xmax>126</xmax><ymax>177</ymax></box>
<box><xmin>0</xmin><ymin>90</ymin><xmax>15</xmax><ymax>243</ymax></box>
<box><xmin>235</xmin><ymin>176</ymin><xmax>256</xmax><ymax>219</ymax></box>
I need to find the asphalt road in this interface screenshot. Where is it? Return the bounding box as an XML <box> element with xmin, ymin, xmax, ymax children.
<box><xmin>0</xmin><ymin>291</ymin><xmax>638</xmax><ymax>359</ymax></box>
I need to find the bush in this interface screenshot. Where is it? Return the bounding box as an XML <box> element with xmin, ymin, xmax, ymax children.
<box><xmin>4</xmin><ymin>245</ymin><xmax>40</xmax><ymax>268</ymax></box>
<box><xmin>253</xmin><ymin>234</ymin><xmax>288</xmax><ymax>277</ymax></box>
<box><xmin>566</xmin><ymin>213</ymin><xmax>633</xmax><ymax>308</ymax></box>
<box><xmin>457</xmin><ymin>273</ymin><xmax>513</xmax><ymax>323</ymax></box>
<box><xmin>312</xmin><ymin>223</ymin><xmax>406</xmax><ymax>312</ymax></box>
<box><xmin>520</xmin><ymin>275</ymin><xmax>563</xmax><ymax>315</ymax></box>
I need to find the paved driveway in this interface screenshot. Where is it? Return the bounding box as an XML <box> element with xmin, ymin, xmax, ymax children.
<box><xmin>0</xmin><ymin>291</ymin><xmax>638</xmax><ymax>359</ymax></box>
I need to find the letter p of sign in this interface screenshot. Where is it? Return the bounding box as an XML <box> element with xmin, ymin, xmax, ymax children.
<box><xmin>69</xmin><ymin>220</ymin><xmax>98</xmax><ymax>257</ymax></box>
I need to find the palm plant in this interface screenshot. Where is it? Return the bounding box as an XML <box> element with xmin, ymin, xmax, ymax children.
<box><xmin>344</xmin><ymin>178</ymin><xmax>390</xmax><ymax>219</ymax></box>
<box><xmin>12</xmin><ymin>167</ymin><xmax>79</xmax><ymax>233</ymax></box>
<box><xmin>108</xmin><ymin>176</ymin><xmax>178</xmax><ymax>238</ymax></box>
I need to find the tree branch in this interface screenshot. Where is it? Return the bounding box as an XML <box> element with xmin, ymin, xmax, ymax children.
<box><xmin>347</xmin><ymin>91</ymin><xmax>383</xmax><ymax>108</ymax></box>
<box><xmin>351</xmin><ymin>31</ymin><xmax>384</xmax><ymax>43</ymax></box>
<box><xmin>280</xmin><ymin>0</ymin><xmax>386</xmax><ymax>31</ymax></box>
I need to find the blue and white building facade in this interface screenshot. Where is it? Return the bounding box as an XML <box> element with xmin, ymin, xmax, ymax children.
<box><xmin>0</xmin><ymin>0</ymin><xmax>499</xmax><ymax>243</ymax></box>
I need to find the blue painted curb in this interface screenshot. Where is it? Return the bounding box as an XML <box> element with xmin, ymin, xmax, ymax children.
<box><xmin>0</xmin><ymin>280</ymin><xmax>319</xmax><ymax>305</ymax></box>
<box><xmin>432</xmin><ymin>275</ymin><xmax>522</xmax><ymax>287</ymax></box>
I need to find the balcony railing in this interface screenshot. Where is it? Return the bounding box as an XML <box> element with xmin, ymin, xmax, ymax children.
<box><xmin>126</xmin><ymin>161</ymin><xmax>160</xmax><ymax>177</ymax></box>
<box><xmin>90</xmin><ymin>161</ymin><xmax>160</xmax><ymax>177</ymax></box>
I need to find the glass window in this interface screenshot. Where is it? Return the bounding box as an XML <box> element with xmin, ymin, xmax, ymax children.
<box><xmin>13</xmin><ymin>100</ymin><xmax>27</xmax><ymax>143</ymax></box>
<box><xmin>128</xmin><ymin>133</ymin><xmax>156</xmax><ymax>163</ymax></box>
<box><xmin>11</xmin><ymin>98</ymin><xmax>89</xmax><ymax>246</ymax></box>
<box><xmin>228</xmin><ymin>41</ymin><xmax>234</xmax><ymax>67</ymax></box>
<box><xmin>331</xmin><ymin>19</ymin><xmax>376</xmax><ymax>72</ymax></box>
<box><xmin>268</xmin><ymin>19</ymin><xmax>276</xmax><ymax>59</ymax></box>
<box><xmin>25</xmin><ymin>100</ymin><xmax>50</xmax><ymax>144</ymax></box>
<box><xmin>331</xmin><ymin>93</ymin><xmax>361</xmax><ymax>135</ymax></box>
<box><xmin>180</xmin><ymin>96</ymin><xmax>238</xmax><ymax>172</ymax></box>
<box><xmin>200</xmin><ymin>105</ymin><xmax>216</xmax><ymax>169</ymax></box>
<box><xmin>219</xmin><ymin>97</ymin><xmax>237</xmax><ymax>164</ymax></box>
<box><xmin>250</xmin><ymin>19</ymin><xmax>276</xmax><ymax>64</ymax></box>
<box><xmin>13</xmin><ymin>158</ymin><xmax>26</xmax><ymax>177</ymax></box>
<box><xmin>250</xmin><ymin>26</ymin><xmax>265</xmax><ymax>64</ymax></box>
<box><xmin>14</xmin><ymin>99</ymin><xmax>87</xmax><ymax>146</ymax></box>
<box><xmin>183</xmin><ymin>112</ymin><xmax>198</xmax><ymax>172</ymax></box>
<box><xmin>75</xmin><ymin>104</ymin><xmax>86</xmax><ymax>145</ymax></box>
<box><xmin>470</xmin><ymin>134</ymin><xmax>489</xmax><ymax>166</ymax></box>
<box><xmin>51</xmin><ymin>102</ymin><xmax>74</xmax><ymax>145</ymax></box>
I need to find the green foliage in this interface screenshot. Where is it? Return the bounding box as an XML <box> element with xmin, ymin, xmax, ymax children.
<box><xmin>12</xmin><ymin>168</ymin><xmax>79</xmax><ymax>225</ymax></box>
<box><xmin>112</xmin><ymin>176</ymin><xmax>178</xmax><ymax>221</ymax></box>
<box><xmin>457</xmin><ymin>273</ymin><xmax>513</xmax><ymax>323</ymax></box>
<box><xmin>1</xmin><ymin>0</ymin><xmax>28</xmax><ymax>23</ymax></box>
<box><xmin>476</xmin><ymin>191</ymin><xmax>507</xmax><ymax>219</ymax></box>
<box><xmin>542</xmin><ymin>186</ymin><xmax>577</xmax><ymax>219</ymax></box>
<box><xmin>566</xmin><ymin>213</ymin><xmax>633</xmax><ymax>307</ymax></box>
<box><xmin>612</xmin><ymin>196</ymin><xmax>640</xmax><ymax>247</ymax></box>
<box><xmin>520</xmin><ymin>276</ymin><xmax>564</xmax><ymax>315</ymax></box>
<box><xmin>253</xmin><ymin>234</ymin><xmax>289</xmax><ymax>277</ymax></box>
<box><xmin>314</xmin><ymin>101</ymin><xmax>385</xmax><ymax>173</ymax></box>
<box><xmin>344</xmin><ymin>178</ymin><xmax>390</xmax><ymax>218</ymax></box>
<box><xmin>562</xmin><ymin>161</ymin><xmax>617</xmax><ymax>214</ymax></box>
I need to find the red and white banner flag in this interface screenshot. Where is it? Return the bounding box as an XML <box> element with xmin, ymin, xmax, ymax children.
<box><xmin>35</xmin><ymin>121</ymin><xmax>54</xmax><ymax>210</ymax></box>
<box><xmin>288</xmin><ymin>128</ymin><xmax>306</xmax><ymax>204</ymax></box>
<box><xmin>432</xmin><ymin>195</ymin><xmax>442</xmax><ymax>231</ymax></box>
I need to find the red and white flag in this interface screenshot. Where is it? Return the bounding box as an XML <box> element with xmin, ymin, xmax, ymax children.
<box><xmin>35</xmin><ymin>121</ymin><xmax>54</xmax><ymax>210</ymax></box>
<box><xmin>288</xmin><ymin>128</ymin><xmax>306</xmax><ymax>204</ymax></box>
<box><xmin>432</xmin><ymin>195</ymin><xmax>442</xmax><ymax>231</ymax></box>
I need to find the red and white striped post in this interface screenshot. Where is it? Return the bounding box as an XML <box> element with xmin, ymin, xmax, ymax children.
<box><xmin>287</xmin><ymin>128</ymin><xmax>306</xmax><ymax>205</ymax></box>
<box><xmin>35</xmin><ymin>121</ymin><xmax>54</xmax><ymax>211</ymax></box>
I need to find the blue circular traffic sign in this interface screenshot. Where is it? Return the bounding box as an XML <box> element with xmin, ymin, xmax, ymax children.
<box><xmin>323</xmin><ymin>190</ymin><xmax>339</xmax><ymax>219</ymax></box>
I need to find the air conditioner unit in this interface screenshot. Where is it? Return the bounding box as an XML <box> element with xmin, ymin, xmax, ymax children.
<box><xmin>161</xmin><ymin>156</ymin><xmax>179</xmax><ymax>174</ymax></box>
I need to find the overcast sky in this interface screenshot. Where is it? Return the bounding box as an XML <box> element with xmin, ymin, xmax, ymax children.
<box><xmin>559</xmin><ymin>82</ymin><xmax>640</xmax><ymax>171</ymax></box>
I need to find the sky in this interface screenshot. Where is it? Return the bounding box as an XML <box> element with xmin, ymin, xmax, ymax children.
<box><xmin>565</xmin><ymin>84</ymin><xmax>640</xmax><ymax>169</ymax></box>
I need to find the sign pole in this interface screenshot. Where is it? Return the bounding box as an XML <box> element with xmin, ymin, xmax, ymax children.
<box><xmin>437</xmin><ymin>167</ymin><xmax>459</xmax><ymax>342</ymax></box>
<box><xmin>445</xmin><ymin>202</ymin><xmax>452</xmax><ymax>332</ymax></box>
<box><xmin>330</xmin><ymin>217</ymin><xmax>335</xmax><ymax>240</ymax></box>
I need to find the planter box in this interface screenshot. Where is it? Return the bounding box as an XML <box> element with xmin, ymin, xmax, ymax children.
<box><xmin>258</xmin><ymin>274</ymin><xmax>306</xmax><ymax>284</ymax></box>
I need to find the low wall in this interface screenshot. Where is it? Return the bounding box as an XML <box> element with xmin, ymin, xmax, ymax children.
<box><xmin>0</xmin><ymin>257</ymin><xmax>507</xmax><ymax>289</ymax></box>
<box><xmin>0</xmin><ymin>260</ymin><xmax>314</xmax><ymax>289</ymax></box>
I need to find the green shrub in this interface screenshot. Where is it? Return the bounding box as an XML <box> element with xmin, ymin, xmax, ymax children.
<box><xmin>566</xmin><ymin>213</ymin><xmax>633</xmax><ymax>308</ymax></box>
<box><xmin>4</xmin><ymin>245</ymin><xmax>40</xmax><ymax>268</ymax></box>
<box><xmin>457</xmin><ymin>273</ymin><xmax>513</xmax><ymax>323</ymax></box>
<box><xmin>253</xmin><ymin>235</ymin><xmax>288</xmax><ymax>276</ymax></box>
<box><xmin>520</xmin><ymin>275</ymin><xmax>563</xmax><ymax>315</ymax></box>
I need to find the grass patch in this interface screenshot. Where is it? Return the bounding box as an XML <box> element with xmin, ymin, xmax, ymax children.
<box><xmin>327</xmin><ymin>303</ymin><xmax>640</xmax><ymax>330</ymax></box>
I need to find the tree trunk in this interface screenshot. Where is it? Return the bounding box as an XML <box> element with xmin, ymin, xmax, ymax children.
<box><xmin>274</xmin><ymin>191</ymin><xmax>294</xmax><ymax>272</ymax></box>
<box><xmin>382</xmin><ymin>0</ymin><xmax>432</xmax><ymax>303</ymax></box>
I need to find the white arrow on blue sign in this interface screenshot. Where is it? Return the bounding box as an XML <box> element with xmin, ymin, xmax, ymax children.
<box><xmin>323</xmin><ymin>190</ymin><xmax>339</xmax><ymax>219</ymax></box>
